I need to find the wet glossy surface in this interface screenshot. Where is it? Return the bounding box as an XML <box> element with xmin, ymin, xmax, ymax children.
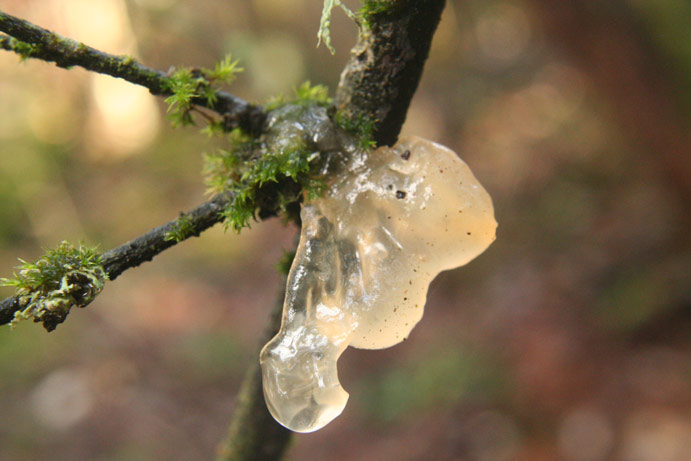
<box><xmin>260</xmin><ymin>136</ymin><xmax>497</xmax><ymax>432</ymax></box>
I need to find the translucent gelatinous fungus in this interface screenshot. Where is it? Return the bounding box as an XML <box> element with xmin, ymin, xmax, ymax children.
<box><xmin>260</xmin><ymin>136</ymin><xmax>497</xmax><ymax>432</ymax></box>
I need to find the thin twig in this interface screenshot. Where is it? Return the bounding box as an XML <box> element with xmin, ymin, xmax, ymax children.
<box><xmin>0</xmin><ymin>10</ymin><xmax>265</xmax><ymax>133</ymax></box>
<box><xmin>0</xmin><ymin>192</ymin><xmax>233</xmax><ymax>326</ymax></box>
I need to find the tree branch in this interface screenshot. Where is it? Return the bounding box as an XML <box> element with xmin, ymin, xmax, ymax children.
<box><xmin>0</xmin><ymin>10</ymin><xmax>266</xmax><ymax>133</ymax></box>
<box><xmin>0</xmin><ymin>192</ymin><xmax>233</xmax><ymax>326</ymax></box>
<box><xmin>334</xmin><ymin>0</ymin><xmax>446</xmax><ymax>146</ymax></box>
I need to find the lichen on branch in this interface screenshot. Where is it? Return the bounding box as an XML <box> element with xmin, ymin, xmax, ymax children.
<box><xmin>0</xmin><ymin>242</ymin><xmax>107</xmax><ymax>331</ymax></box>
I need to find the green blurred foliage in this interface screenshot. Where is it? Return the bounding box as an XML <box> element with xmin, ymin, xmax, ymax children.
<box><xmin>355</xmin><ymin>346</ymin><xmax>507</xmax><ymax>424</ymax></box>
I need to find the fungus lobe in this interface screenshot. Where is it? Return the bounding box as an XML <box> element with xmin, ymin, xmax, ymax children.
<box><xmin>260</xmin><ymin>136</ymin><xmax>497</xmax><ymax>432</ymax></box>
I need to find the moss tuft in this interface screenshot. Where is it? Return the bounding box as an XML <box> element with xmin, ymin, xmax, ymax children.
<box><xmin>358</xmin><ymin>0</ymin><xmax>396</xmax><ymax>28</ymax></box>
<box><xmin>5</xmin><ymin>37</ymin><xmax>41</xmax><ymax>61</ymax></box>
<box><xmin>334</xmin><ymin>109</ymin><xmax>377</xmax><ymax>149</ymax></box>
<box><xmin>265</xmin><ymin>81</ymin><xmax>332</xmax><ymax>111</ymax></box>
<box><xmin>1</xmin><ymin>242</ymin><xmax>107</xmax><ymax>331</ymax></box>
<box><xmin>276</xmin><ymin>250</ymin><xmax>296</xmax><ymax>275</ymax></box>
<box><xmin>204</xmin><ymin>103</ymin><xmax>330</xmax><ymax>232</ymax></box>
<box><xmin>164</xmin><ymin>54</ymin><xmax>243</xmax><ymax>128</ymax></box>
<box><xmin>164</xmin><ymin>213</ymin><xmax>197</xmax><ymax>243</ymax></box>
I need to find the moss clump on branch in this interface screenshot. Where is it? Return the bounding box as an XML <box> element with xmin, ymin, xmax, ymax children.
<box><xmin>1</xmin><ymin>241</ymin><xmax>107</xmax><ymax>331</ymax></box>
<box><xmin>358</xmin><ymin>0</ymin><xmax>397</xmax><ymax>28</ymax></box>
<box><xmin>203</xmin><ymin>121</ymin><xmax>324</xmax><ymax>232</ymax></box>
<box><xmin>333</xmin><ymin>109</ymin><xmax>377</xmax><ymax>149</ymax></box>
<box><xmin>265</xmin><ymin>81</ymin><xmax>331</xmax><ymax>111</ymax></box>
<box><xmin>0</xmin><ymin>36</ymin><xmax>41</xmax><ymax>60</ymax></box>
<box><xmin>164</xmin><ymin>213</ymin><xmax>197</xmax><ymax>243</ymax></box>
<box><xmin>164</xmin><ymin>54</ymin><xmax>243</xmax><ymax>127</ymax></box>
<box><xmin>204</xmin><ymin>96</ymin><xmax>342</xmax><ymax>232</ymax></box>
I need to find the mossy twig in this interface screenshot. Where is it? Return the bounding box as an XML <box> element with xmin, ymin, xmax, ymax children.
<box><xmin>0</xmin><ymin>192</ymin><xmax>234</xmax><ymax>329</ymax></box>
<box><xmin>0</xmin><ymin>10</ymin><xmax>265</xmax><ymax>133</ymax></box>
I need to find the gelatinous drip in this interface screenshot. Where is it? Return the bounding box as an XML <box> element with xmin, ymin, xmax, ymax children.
<box><xmin>260</xmin><ymin>136</ymin><xmax>497</xmax><ymax>432</ymax></box>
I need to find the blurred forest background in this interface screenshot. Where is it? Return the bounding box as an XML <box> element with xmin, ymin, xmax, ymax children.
<box><xmin>0</xmin><ymin>0</ymin><xmax>689</xmax><ymax>460</ymax></box>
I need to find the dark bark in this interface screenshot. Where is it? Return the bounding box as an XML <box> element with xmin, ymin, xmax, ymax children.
<box><xmin>335</xmin><ymin>0</ymin><xmax>446</xmax><ymax>146</ymax></box>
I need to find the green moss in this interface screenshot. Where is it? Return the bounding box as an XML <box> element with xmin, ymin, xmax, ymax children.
<box><xmin>163</xmin><ymin>54</ymin><xmax>243</xmax><ymax>128</ymax></box>
<box><xmin>265</xmin><ymin>81</ymin><xmax>331</xmax><ymax>111</ymax></box>
<box><xmin>217</xmin><ymin>136</ymin><xmax>323</xmax><ymax>232</ymax></box>
<box><xmin>1</xmin><ymin>241</ymin><xmax>107</xmax><ymax>331</ymax></box>
<box><xmin>164</xmin><ymin>68</ymin><xmax>201</xmax><ymax>127</ymax></box>
<box><xmin>276</xmin><ymin>250</ymin><xmax>296</xmax><ymax>275</ymax></box>
<box><xmin>204</xmin><ymin>104</ymin><xmax>329</xmax><ymax>232</ymax></box>
<box><xmin>118</xmin><ymin>54</ymin><xmax>135</xmax><ymax>69</ymax></box>
<box><xmin>334</xmin><ymin>109</ymin><xmax>377</xmax><ymax>149</ymax></box>
<box><xmin>294</xmin><ymin>81</ymin><xmax>331</xmax><ymax>106</ymax></box>
<box><xmin>358</xmin><ymin>0</ymin><xmax>396</xmax><ymax>28</ymax></box>
<box><xmin>164</xmin><ymin>213</ymin><xmax>196</xmax><ymax>243</ymax></box>
<box><xmin>6</xmin><ymin>37</ymin><xmax>41</xmax><ymax>61</ymax></box>
<box><xmin>206</xmin><ymin>54</ymin><xmax>243</xmax><ymax>85</ymax></box>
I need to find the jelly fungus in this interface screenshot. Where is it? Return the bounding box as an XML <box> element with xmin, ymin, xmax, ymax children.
<box><xmin>260</xmin><ymin>136</ymin><xmax>497</xmax><ymax>432</ymax></box>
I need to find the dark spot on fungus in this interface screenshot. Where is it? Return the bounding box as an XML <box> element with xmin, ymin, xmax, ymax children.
<box><xmin>387</xmin><ymin>184</ymin><xmax>393</xmax><ymax>190</ymax></box>
<box><xmin>396</xmin><ymin>190</ymin><xmax>406</xmax><ymax>199</ymax></box>
<box><xmin>467</xmin><ymin>232</ymin><xmax>472</xmax><ymax>235</ymax></box>
<box><xmin>401</xmin><ymin>149</ymin><xmax>411</xmax><ymax>160</ymax></box>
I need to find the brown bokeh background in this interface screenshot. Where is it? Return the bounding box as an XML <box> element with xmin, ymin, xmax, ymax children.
<box><xmin>0</xmin><ymin>1</ymin><xmax>689</xmax><ymax>460</ymax></box>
